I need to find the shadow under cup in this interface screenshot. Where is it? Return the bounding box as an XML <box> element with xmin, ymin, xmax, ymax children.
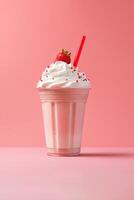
<box><xmin>38</xmin><ymin>88</ymin><xmax>89</xmax><ymax>156</ymax></box>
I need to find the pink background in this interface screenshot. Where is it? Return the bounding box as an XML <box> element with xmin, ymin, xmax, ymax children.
<box><xmin>0</xmin><ymin>0</ymin><xmax>134</xmax><ymax>147</ymax></box>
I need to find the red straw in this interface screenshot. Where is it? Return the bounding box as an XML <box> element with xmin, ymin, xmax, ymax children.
<box><xmin>73</xmin><ymin>35</ymin><xmax>86</xmax><ymax>67</ymax></box>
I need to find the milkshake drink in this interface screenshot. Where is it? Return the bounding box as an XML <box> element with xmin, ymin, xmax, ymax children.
<box><xmin>37</xmin><ymin>39</ymin><xmax>91</xmax><ymax>156</ymax></box>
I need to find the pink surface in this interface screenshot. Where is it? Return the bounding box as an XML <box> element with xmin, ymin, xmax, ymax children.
<box><xmin>0</xmin><ymin>0</ymin><xmax>134</xmax><ymax>146</ymax></box>
<box><xmin>0</xmin><ymin>148</ymin><xmax>134</xmax><ymax>199</ymax></box>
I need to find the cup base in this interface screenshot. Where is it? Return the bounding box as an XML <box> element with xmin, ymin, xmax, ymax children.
<box><xmin>47</xmin><ymin>148</ymin><xmax>80</xmax><ymax>157</ymax></box>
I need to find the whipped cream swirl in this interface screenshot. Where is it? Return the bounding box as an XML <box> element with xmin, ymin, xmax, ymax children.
<box><xmin>37</xmin><ymin>61</ymin><xmax>90</xmax><ymax>89</ymax></box>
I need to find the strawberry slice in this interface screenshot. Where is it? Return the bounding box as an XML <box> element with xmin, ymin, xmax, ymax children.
<box><xmin>55</xmin><ymin>49</ymin><xmax>71</xmax><ymax>64</ymax></box>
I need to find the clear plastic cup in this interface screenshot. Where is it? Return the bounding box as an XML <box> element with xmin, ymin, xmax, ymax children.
<box><xmin>38</xmin><ymin>88</ymin><xmax>89</xmax><ymax>156</ymax></box>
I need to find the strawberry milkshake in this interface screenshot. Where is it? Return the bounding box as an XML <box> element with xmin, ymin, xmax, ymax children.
<box><xmin>37</xmin><ymin>37</ymin><xmax>91</xmax><ymax>156</ymax></box>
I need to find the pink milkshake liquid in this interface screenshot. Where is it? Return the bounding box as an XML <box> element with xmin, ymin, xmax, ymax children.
<box><xmin>39</xmin><ymin>88</ymin><xmax>89</xmax><ymax>156</ymax></box>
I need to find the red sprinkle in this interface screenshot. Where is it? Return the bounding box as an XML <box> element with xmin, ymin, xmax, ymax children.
<box><xmin>76</xmin><ymin>80</ymin><xmax>78</xmax><ymax>82</ymax></box>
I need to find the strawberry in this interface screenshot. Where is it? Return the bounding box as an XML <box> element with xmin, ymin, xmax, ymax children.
<box><xmin>55</xmin><ymin>49</ymin><xmax>71</xmax><ymax>64</ymax></box>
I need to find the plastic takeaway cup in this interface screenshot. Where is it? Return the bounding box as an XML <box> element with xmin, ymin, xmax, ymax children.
<box><xmin>38</xmin><ymin>88</ymin><xmax>89</xmax><ymax>156</ymax></box>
